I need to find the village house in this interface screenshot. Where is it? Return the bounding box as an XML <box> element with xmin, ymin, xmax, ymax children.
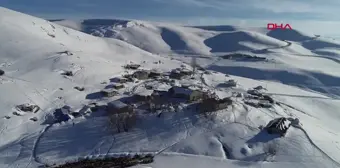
<box><xmin>169</xmin><ymin>69</ymin><xmax>186</xmax><ymax>80</ymax></box>
<box><xmin>265</xmin><ymin>117</ymin><xmax>291</xmax><ymax>137</ymax></box>
<box><xmin>121</xmin><ymin>74</ymin><xmax>135</xmax><ymax>82</ymax></box>
<box><xmin>117</xmin><ymin>77</ymin><xmax>129</xmax><ymax>83</ymax></box>
<box><xmin>133</xmin><ymin>90</ymin><xmax>153</xmax><ymax>102</ymax></box>
<box><xmin>149</xmin><ymin>69</ymin><xmax>162</xmax><ymax>78</ymax></box>
<box><xmin>247</xmin><ymin>89</ymin><xmax>263</xmax><ymax>97</ymax></box>
<box><xmin>245</xmin><ymin>99</ymin><xmax>273</xmax><ymax>108</ymax></box>
<box><xmin>133</xmin><ymin>70</ymin><xmax>150</xmax><ymax>80</ymax></box>
<box><xmin>199</xmin><ymin>97</ymin><xmax>232</xmax><ymax>113</ymax></box>
<box><xmin>168</xmin><ymin>86</ymin><xmax>204</xmax><ymax>102</ymax></box>
<box><xmin>112</xmin><ymin>83</ymin><xmax>125</xmax><ymax>90</ymax></box>
<box><xmin>145</xmin><ymin>85</ymin><xmax>153</xmax><ymax>90</ymax></box>
<box><xmin>225</xmin><ymin>79</ymin><xmax>237</xmax><ymax>87</ymax></box>
<box><xmin>107</xmin><ymin>100</ymin><xmax>133</xmax><ymax>114</ymax></box>
<box><xmin>101</xmin><ymin>88</ymin><xmax>119</xmax><ymax>97</ymax></box>
<box><xmin>151</xmin><ymin>89</ymin><xmax>168</xmax><ymax>98</ymax></box>
<box><xmin>179</xmin><ymin>68</ymin><xmax>193</xmax><ymax>76</ymax></box>
<box><xmin>143</xmin><ymin>89</ymin><xmax>170</xmax><ymax>111</ymax></box>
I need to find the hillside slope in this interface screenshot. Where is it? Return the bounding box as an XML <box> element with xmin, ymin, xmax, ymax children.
<box><xmin>1</xmin><ymin>7</ymin><xmax>340</xmax><ymax>168</ymax></box>
<box><xmin>0</xmin><ymin>7</ymin><xmax>181</xmax><ymax>168</ymax></box>
<box><xmin>55</xmin><ymin>19</ymin><xmax>340</xmax><ymax>98</ymax></box>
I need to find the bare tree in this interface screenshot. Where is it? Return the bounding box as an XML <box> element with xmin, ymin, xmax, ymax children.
<box><xmin>122</xmin><ymin>112</ymin><xmax>137</xmax><ymax>132</ymax></box>
<box><xmin>108</xmin><ymin>112</ymin><xmax>137</xmax><ymax>133</ymax></box>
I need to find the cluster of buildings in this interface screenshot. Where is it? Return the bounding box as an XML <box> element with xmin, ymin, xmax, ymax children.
<box><xmin>99</xmin><ymin>64</ymin><xmax>236</xmax><ymax>116</ymax></box>
<box><xmin>105</xmin><ymin>85</ymin><xmax>233</xmax><ymax>116</ymax></box>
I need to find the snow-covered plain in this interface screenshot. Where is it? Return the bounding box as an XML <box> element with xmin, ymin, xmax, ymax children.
<box><xmin>1</xmin><ymin>7</ymin><xmax>340</xmax><ymax>168</ymax></box>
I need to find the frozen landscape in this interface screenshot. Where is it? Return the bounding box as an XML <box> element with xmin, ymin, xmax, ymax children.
<box><xmin>1</xmin><ymin>7</ymin><xmax>340</xmax><ymax>168</ymax></box>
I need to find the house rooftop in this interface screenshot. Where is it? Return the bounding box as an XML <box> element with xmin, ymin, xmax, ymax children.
<box><xmin>267</xmin><ymin>117</ymin><xmax>290</xmax><ymax>129</ymax></box>
<box><xmin>150</xmin><ymin>68</ymin><xmax>161</xmax><ymax>73</ymax></box>
<box><xmin>135</xmin><ymin>89</ymin><xmax>154</xmax><ymax>96</ymax></box>
<box><xmin>101</xmin><ymin>88</ymin><xmax>118</xmax><ymax>93</ymax></box>
<box><xmin>170</xmin><ymin>86</ymin><xmax>195</xmax><ymax>95</ymax></box>
<box><xmin>113</xmin><ymin>83</ymin><xmax>124</xmax><ymax>86</ymax></box>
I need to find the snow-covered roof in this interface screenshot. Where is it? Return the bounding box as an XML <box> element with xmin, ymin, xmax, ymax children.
<box><xmin>267</xmin><ymin>117</ymin><xmax>290</xmax><ymax>130</ymax></box>
<box><xmin>181</xmin><ymin>68</ymin><xmax>191</xmax><ymax>73</ymax></box>
<box><xmin>108</xmin><ymin>100</ymin><xmax>128</xmax><ymax>109</ymax></box>
<box><xmin>170</xmin><ymin>86</ymin><xmax>194</xmax><ymax>95</ymax></box>
<box><xmin>135</xmin><ymin>89</ymin><xmax>154</xmax><ymax>96</ymax></box>
<box><xmin>102</xmin><ymin>88</ymin><xmax>118</xmax><ymax>92</ymax></box>
<box><xmin>150</xmin><ymin>68</ymin><xmax>161</xmax><ymax>73</ymax></box>
<box><xmin>113</xmin><ymin>83</ymin><xmax>124</xmax><ymax>87</ymax></box>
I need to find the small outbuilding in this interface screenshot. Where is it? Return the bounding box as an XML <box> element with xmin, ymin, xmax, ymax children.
<box><xmin>101</xmin><ymin>88</ymin><xmax>119</xmax><ymax>97</ymax></box>
<box><xmin>112</xmin><ymin>83</ymin><xmax>125</xmax><ymax>90</ymax></box>
<box><xmin>133</xmin><ymin>70</ymin><xmax>150</xmax><ymax>80</ymax></box>
<box><xmin>122</xmin><ymin>74</ymin><xmax>135</xmax><ymax>81</ymax></box>
<box><xmin>15</xmin><ymin>104</ymin><xmax>40</xmax><ymax>113</ymax></box>
<box><xmin>107</xmin><ymin>100</ymin><xmax>133</xmax><ymax>114</ymax></box>
<box><xmin>225</xmin><ymin>79</ymin><xmax>237</xmax><ymax>87</ymax></box>
<box><xmin>265</xmin><ymin>117</ymin><xmax>291</xmax><ymax>137</ymax></box>
<box><xmin>124</xmin><ymin>64</ymin><xmax>141</xmax><ymax>70</ymax></box>
<box><xmin>169</xmin><ymin>69</ymin><xmax>186</xmax><ymax>80</ymax></box>
<box><xmin>253</xmin><ymin>85</ymin><xmax>265</xmax><ymax>91</ymax></box>
<box><xmin>134</xmin><ymin>90</ymin><xmax>153</xmax><ymax>102</ymax></box>
<box><xmin>247</xmin><ymin>89</ymin><xmax>263</xmax><ymax>97</ymax></box>
<box><xmin>179</xmin><ymin>68</ymin><xmax>193</xmax><ymax>76</ymax></box>
<box><xmin>149</xmin><ymin>69</ymin><xmax>162</xmax><ymax>78</ymax></box>
<box><xmin>199</xmin><ymin>97</ymin><xmax>232</xmax><ymax>113</ymax></box>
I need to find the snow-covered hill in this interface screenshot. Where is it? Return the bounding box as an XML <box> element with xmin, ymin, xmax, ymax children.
<box><xmin>1</xmin><ymin>7</ymin><xmax>340</xmax><ymax>168</ymax></box>
<box><xmin>55</xmin><ymin>19</ymin><xmax>340</xmax><ymax>98</ymax></box>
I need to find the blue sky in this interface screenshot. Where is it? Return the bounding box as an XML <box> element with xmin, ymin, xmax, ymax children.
<box><xmin>1</xmin><ymin>0</ymin><xmax>340</xmax><ymax>36</ymax></box>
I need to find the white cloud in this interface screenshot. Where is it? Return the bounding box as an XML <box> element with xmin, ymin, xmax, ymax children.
<box><xmin>165</xmin><ymin>0</ymin><xmax>340</xmax><ymax>19</ymax></box>
<box><xmin>251</xmin><ymin>0</ymin><xmax>313</xmax><ymax>13</ymax></box>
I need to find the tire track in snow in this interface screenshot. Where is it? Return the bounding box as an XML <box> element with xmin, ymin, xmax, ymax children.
<box><xmin>5</xmin><ymin>136</ymin><xmax>27</xmax><ymax>168</ymax></box>
<box><xmin>292</xmin><ymin>125</ymin><xmax>340</xmax><ymax>167</ymax></box>
<box><xmin>155</xmin><ymin>122</ymin><xmax>190</xmax><ymax>156</ymax></box>
<box><xmin>24</xmin><ymin>124</ymin><xmax>52</xmax><ymax>168</ymax></box>
<box><xmin>105</xmin><ymin>135</ymin><xmax>116</xmax><ymax>157</ymax></box>
<box><xmin>276</xmin><ymin>101</ymin><xmax>316</xmax><ymax>119</ymax></box>
<box><xmin>88</xmin><ymin>139</ymin><xmax>108</xmax><ymax>156</ymax></box>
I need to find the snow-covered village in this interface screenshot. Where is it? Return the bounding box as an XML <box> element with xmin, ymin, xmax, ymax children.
<box><xmin>1</xmin><ymin>3</ymin><xmax>340</xmax><ymax>168</ymax></box>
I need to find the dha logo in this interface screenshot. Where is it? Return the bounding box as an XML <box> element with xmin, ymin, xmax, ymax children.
<box><xmin>267</xmin><ymin>23</ymin><xmax>292</xmax><ymax>30</ymax></box>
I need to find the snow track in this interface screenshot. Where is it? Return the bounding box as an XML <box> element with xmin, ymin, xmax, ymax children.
<box><xmin>292</xmin><ymin>125</ymin><xmax>340</xmax><ymax>167</ymax></box>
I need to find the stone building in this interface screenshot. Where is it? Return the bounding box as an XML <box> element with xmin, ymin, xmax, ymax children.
<box><xmin>168</xmin><ymin>86</ymin><xmax>204</xmax><ymax>102</ymax></box>
<box><xmin>133</xmin><ymin>70</ymin><xmax>150</xmax><ymax>80</ymax></box>
<box><xmin>265</xmin><ymin>117</ymin><xmax>291</xmax><ymax>137</ymax></box>
<box><xmin>107</xmin><ymin>100</ymin><xmax>133</xmax><ymax>114</ymax></box>
<box><xmin>199</xmin><ymin>97</ymin><xmax>232</xmax><ymax>113</ymax></box>
<box><xmin>112</xmin><ymin>83</ymin><xmax>125</xmax><ymax>90</ymax></box>
<box><xmin>101</xmin><ymin>88</ymin><xmax>119</xmax><ymax>97</ymax></box>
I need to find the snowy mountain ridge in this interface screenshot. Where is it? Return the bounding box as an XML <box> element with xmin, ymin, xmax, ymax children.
<box><xmin>1</xmin><ymin>7</ymin><xmax>340</xmax><ymax>168</ymax></box>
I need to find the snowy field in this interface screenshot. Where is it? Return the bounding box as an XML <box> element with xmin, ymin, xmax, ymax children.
<box><xmin>1</xmin><ymin>7</ymin><xmax>340</xmax><ymax>168</ymax></box>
